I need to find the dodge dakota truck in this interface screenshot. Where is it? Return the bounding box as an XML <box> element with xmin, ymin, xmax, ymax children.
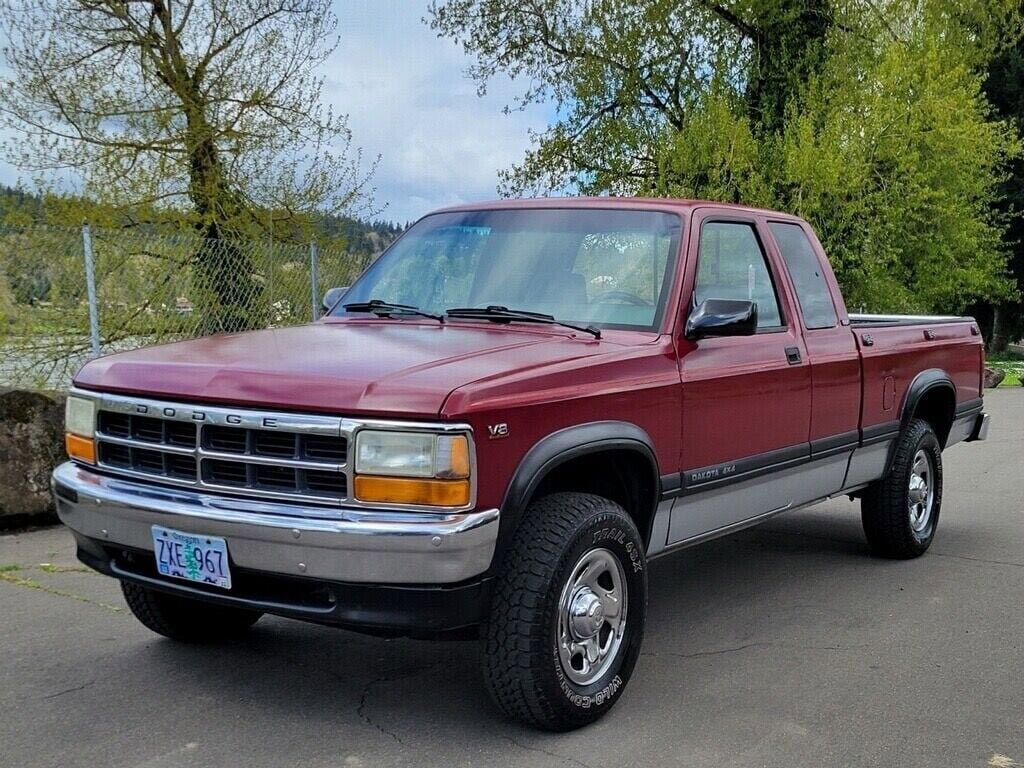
<box><xmin>52</xmin><ymin>198</ymin><xmax>990</xmax><ymax>731</ymax></box>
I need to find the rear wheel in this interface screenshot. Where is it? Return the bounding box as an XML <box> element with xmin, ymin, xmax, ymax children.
<box><xmin>482</xmin><ymin>492</ymin><xmax>647</xmax><ymax>731</ymax></box>
<box><xmin>121</xmin><ymin>582</ymin><xmax>262</xmax><ymax>642</ymax></box>
<box><xmin>861</xmin><ymin>418</ymin><xmax>943</xmax><ymax>559</ymax></box>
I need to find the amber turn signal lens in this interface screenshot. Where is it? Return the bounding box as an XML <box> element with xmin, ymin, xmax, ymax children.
<box><xmin>65</xmin><ymin>433</ymin><xmax>96</xmax><ymax>464</ymax></box>
<box><xmin>354</xmin><ymin>476</ymin><xmax>470</xmax><ymax>507</ymax></box>
<box><xmin>444</xmin><ymin>435</ymin><xmax>471</xmax><ymax>479</ymax></box>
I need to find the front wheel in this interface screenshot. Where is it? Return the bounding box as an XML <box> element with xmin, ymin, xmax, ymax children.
<box><xmin>861</xmin><ymin>418</ymin><xmax>943</xmax><ymax>559</ymax></box>
<box><xmin>481</xmin><ymin>492</ymin><xmax>647</xmax><ymax>731</ymax></box>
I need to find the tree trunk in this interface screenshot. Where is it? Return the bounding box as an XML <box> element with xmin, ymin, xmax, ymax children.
<box><xmin>149</xmin><ymin>0</ymin><xmax>267</xmax><ymax>335</ymax></box>
<box><xmin>989</xmin><ymin>306</ymin><xmax>1008</xmax><ymax>353</ymax></box>
<box><xmin>746</xmin><ymin>0</ymin><xmax>831</xmax><ymax>135</ymax></box>
<box><xmin>185</xmin><ymin>122</ymin><xmax>265</xmax><ymax>333</ymax></box>
<box><xmin>193</xmin><ymin>228</ymin><xmax>264</xmax><ymax>333</ymax></box>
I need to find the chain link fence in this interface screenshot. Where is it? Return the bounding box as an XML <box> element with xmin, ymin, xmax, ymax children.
<box><xmin>0</xmin><ymin>223</ymin><xmax>374</xmax><ymax>389</ymax></box>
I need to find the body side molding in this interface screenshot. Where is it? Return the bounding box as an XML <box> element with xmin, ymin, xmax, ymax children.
<box><xmin>861</xmin><ymin>420</ymin><xmax>900</xmax><ymax>446</ymax></box>
<box><xmin>954</xmin><ymin>397</ymin><xmax>984</xmax><ymax>418</ymax></box>
<box><xmin>809</xmin><ymin>429</ymin><xmax>861</xmax><ymax>458</ymax></box>
<box><xmin>679</xmin><ymin>443</ymin><xmax>809</xmax><ymax>496</ymax></box>
<box><xmin>676</xmin><ymin>431</ymin><xmax>864</xmax><ymax>500</ymax></box>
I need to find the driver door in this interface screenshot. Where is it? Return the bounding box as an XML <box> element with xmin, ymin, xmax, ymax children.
<box><xmin>669</xmin><ymin>210</ymin><xmax>811</xmax><ymax>545</ymax></box>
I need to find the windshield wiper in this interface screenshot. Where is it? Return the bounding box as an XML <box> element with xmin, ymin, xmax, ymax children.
<box><xmin>445</xmin><ymin>305</ymin><xmax>601</xmax><ymax>339</ymax></box>
<box><xmin>343</xmin><ymin>299</ymin><xmax>445</xmax><ymax>323</ymax></box>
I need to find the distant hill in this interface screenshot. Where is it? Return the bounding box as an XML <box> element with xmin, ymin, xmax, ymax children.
<box><xmin>317</xmin><ymin>214</ymin><xmax>404</xmax><ymax>254</ymax></box>
<box><xmin>0</xmin><ymin>186</ymin><xmax>43</xmax><ymax>220</ymax></box>
<box><xmin>0</xmin><ymin>185</ymin><xmax>404</xmax><ymax>254</ymax></box>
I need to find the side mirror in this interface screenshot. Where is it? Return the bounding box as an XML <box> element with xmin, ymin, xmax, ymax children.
<box><xmin>685</xmin><ymin>299</ymin><xmax>758</xmax><ymax>340</ymax></box>
<box><xmin>321</xmin><ymin>286</ymin><xmax>349</xmax><ymax>315</ymax></box>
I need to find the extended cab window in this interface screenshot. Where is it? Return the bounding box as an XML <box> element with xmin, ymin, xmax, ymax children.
<box><xmin>769</xmin><ymin>222</ymin><xmax>838</xmax><ymax>330</ymax></box>
<box><xmin>694</xmin><ymin>222</ymin><xmax>782</xmax><ymax>328</ymax></box>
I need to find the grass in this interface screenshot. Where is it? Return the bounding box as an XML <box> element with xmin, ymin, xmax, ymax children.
<box><xmin>988</xmin><ymin>351</ymin><xmax>1024</xmax><ymax>388</ymax></box>
<box><xmin>37</xmin><ymin>563</ymin><xmax>90</xmax><ymax>574</ymax></box>
<box><xmin>0</xmin><ymin>567</ymin><xmax>122</xmax><ymax>612</ymax></box>
<box><xmin>1001</xmin><ymin>370</ymin><xmax>1022</xmax><ymax>387</ymax></box>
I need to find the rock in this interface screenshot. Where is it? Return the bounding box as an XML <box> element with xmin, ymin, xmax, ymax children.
<box><xmin>0</xmin><ymin>389</ymin><xmax>65</xmax><ymax>529</ymax></box>
<box><xmin>984</xmin><ymin>367</ymin><xmax>1005</xmax><ymax>388</ymax></box>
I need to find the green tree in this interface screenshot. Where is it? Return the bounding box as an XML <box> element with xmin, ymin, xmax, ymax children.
<box><xmin>429</xmin><ymin>0</ymin><xmax>749</xmax><ymax>195</ymax></box>
<box><xmin>746</xmin><ymin>0</ymin><xmax>832</xmax><ymax>135</ymax></box>
<box><xmin>767</xmin><ymin>25</ymin><xmax>1018</xmax><ymax>313</ymax></box>
<box><xmin>983</xmin><ymin>17</ymin><xmax>1024</xmax><ymax>350</ymax></box>
<box><xmin>0</xmin><ymin>0</ymin><xmax>375</xmax><ymax>331</ymax></box>
<box><xmin>430</xmin><ymin>0</ymin><xmax>1020</xmax><ymax>315</ymax></box>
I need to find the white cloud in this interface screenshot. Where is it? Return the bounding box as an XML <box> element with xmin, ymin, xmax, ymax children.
<box><xmin>0</xmin><ymin>0</ymin><xmax>552</xmax><ymax>224</ymax></box>
<box><xmin>327</xmin><ymin>0</ymin><xmax>551</xmax><ymax>223</ymax></box>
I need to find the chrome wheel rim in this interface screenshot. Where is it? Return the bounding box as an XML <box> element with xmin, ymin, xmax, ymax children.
<box><xmin>556</xmin><ymin>547</ymin><xmax>628</xmax><ymax>686</ymax></box>
<box><xmin>908</xmin><ymin>449</ymin><xmax>935</xmax><ymax>533</ymax></box>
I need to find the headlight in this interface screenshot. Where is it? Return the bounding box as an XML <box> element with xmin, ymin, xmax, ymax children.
<box><xmin>65</xmin><ymin>396</ymin><xmax>95</xmax><ymax>437</ymax></box>
<box><xmin>353</xmin><ymin>430</ymin><xmax>471</xmax><ymax>507</ymax></box>
<box><xmin>64</xmin><ymin>395</ymin><xmax>96</xmax><ymax>464</ymax></box>
<box><xmin>355</xmin><ymin>431</ymin><xmax>470</xmax><ymax>479</ymax></box>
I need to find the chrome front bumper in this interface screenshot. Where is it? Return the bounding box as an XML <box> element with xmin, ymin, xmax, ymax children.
<box><xmin>51</xmin><ymin>462</ymin><xmax>500</xmax><ymax>585</ymax></box>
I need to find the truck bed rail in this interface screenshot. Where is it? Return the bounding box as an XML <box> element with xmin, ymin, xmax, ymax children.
<box><xmin>849</xmin><ymin>313</ymin><xmax>972</xmax><ymax>328</ymax></box>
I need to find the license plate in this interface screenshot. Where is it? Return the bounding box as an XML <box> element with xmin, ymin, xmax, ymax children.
<box><xmin>151</xmin><ymin>526</ymin><xmax>232</xmax><ymax>590</ymax></box>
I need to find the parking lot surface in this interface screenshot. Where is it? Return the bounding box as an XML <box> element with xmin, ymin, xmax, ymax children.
<box><xmin>2</xmin><ymin>390</ymin><xmax>1022</xmax><ymax>768</ymax></box>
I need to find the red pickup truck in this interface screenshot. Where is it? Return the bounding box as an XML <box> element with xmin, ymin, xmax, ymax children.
<box><xmin>52</xmin><ymin>198</ymin><xmax>989</xmax><ymax>731</ymax></box>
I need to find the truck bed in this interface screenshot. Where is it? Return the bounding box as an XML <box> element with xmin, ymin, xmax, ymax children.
<box><xmin>849</xmin><ymin>314</ymin><xmax>984</xmax><ymax>442</ymax></box>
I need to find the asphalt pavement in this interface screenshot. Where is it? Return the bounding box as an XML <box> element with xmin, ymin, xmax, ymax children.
<box><xmin>2</xmin><ymin>390</ymin><xmax>1022</xmax><ymax>768</ymax></box>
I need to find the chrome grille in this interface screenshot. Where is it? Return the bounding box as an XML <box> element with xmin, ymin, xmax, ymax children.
<box><xmin>74</xmin><ymin>389</ymin><xmax>478</xmax><ymax>515</ymax></box>
<box><xmin>91</xmin><ymin>393</ymin><xmax>351</xmax><ymax>506</ymax></box>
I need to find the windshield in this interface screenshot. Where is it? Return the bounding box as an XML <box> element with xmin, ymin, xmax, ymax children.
<box><xmin>334</xmin><ymin>208</ymin><xmax>682</xmax><ymax>332</ymax></box>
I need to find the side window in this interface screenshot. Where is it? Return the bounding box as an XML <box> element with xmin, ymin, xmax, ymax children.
<box><xmin>768</xmin><ymin>222</ymin><xmax>838</xmax><ymax>330</ymax></box>
<box><xmin>695</xmin><ymin>222</ymin><xmax>782</xmax><ymax>328</ymax></box>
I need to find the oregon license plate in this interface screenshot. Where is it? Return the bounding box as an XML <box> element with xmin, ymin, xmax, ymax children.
<box><xmin>151</xmin><ymin>526</ymin><xmax>232</xmax><ymax>590</ymax></box>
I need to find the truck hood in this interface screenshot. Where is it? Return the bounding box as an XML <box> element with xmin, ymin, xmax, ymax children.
<box><xmin>73</xmin><ymin>320</ymin><xmax>624</xmax><ymax>417</ymax></box>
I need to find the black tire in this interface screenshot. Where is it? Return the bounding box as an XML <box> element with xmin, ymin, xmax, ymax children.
<box><xmin>861</xmin><ymin>418</ymin><xmax>943</xmax><ymax>559</ymax></box>
<box><xmin>482</xmin><ymin>492</ymin><xmax>648</xmax><ymax>731</ymax></box>
<box><xmin>121</xmin><ymin>582</ymin><xmax>262</xmax><ymax>642</ymax></box>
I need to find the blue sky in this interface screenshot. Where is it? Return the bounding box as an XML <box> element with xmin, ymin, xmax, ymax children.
<box><xmin>317</xmin><ymin>0</ymin><xmax>552</xmax><ymax>223</ymax></box>
<box><xmin>0</xmin><ymin>0</ymin><xmax>553</xmax><ymax>226</ymax></box>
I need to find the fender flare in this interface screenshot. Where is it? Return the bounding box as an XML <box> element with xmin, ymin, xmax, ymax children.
<box><xmin>883</xmin><ymin>369</ymin><xmax>956</xmax><ymax>475</ymax></box>
<box><xmin>495</xmin><ymin>421</ymin><xmax>661</xmax><ymax>557</ymax></box>
<box><xmin>899</xmin><ymin>368</ymin><xmax>955</xmax><ymax>434</ymax></box>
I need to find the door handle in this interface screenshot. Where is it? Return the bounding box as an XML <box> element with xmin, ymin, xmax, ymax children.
<box><xmin>785</xmin><ymin>346</ymin><xmax>802</xmax><ymax>365</ymax></box>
